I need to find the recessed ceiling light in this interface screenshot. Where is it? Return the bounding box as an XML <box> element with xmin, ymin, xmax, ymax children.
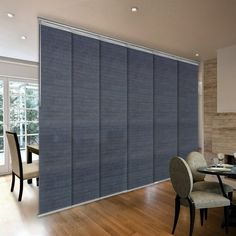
<box><xmin>7</xmin><ymin>13</ymin><xmax>15</xmax><ymax>18</ymax></box>
<box><xmin>21</xmin><ymin>35</ymin><xmax>27</xmax><ymax>40</ymax></box>
<box><xmin>131</xmin><ymin>7</ymin><xmax>138</xmax><ymax>12</ymax></box>
<box><xmin>195</xmin><ymin>53</ymin><xmax>199</xmax><ymax>57</ymax></box>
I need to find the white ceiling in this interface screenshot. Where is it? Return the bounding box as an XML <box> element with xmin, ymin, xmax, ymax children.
<box><xmin>1</xmin><ymin>0</ymin><xmax>236</xmax><ymax>62</ymax></box>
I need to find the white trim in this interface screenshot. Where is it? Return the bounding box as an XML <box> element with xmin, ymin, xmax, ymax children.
<box><xmin>38</xmin><ymin>17</ymin><xmax>199</xmax><ymax>66</ymax></box>
<box><xmin>0</xmin><ymin>56</ymin><xmax>38</xmax><ymax>67</ymax></box>
<box><xmin>154</xmin><ymin>178</ymin><xmax>170</xmax><ymax>183</ymax></box>
<box><xmin>38</xmin><ymin>178</ymin><xmax>170</xmax><ymax>217</ymax></box>
<box><xmin>0</xmin><ymin>75</ymin><xmax>38</xmax><ymax>81</ymax></box>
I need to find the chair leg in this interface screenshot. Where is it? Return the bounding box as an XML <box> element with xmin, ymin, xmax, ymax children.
<box><xmin>205</xmin><ymin>209</ymin><xmax>208</xmax><ymax>220</ymax></box>
<box><xmin>224</xmin><ymin>206</ymin><xmax>229</xmax><ymax>234</ymax></box>
<box><xmin>18</xmin><ymin>178</ymin><xmax>23</xmax><ymax>201</ymax></box>
<box><xmin>172</xmin><ymin>195</ymin><xmax>180</xmax><ymax>234</ymax></box>
<box><xmin>189</xmin><ymin>202</ymin><xmax>195</xmax><ymax>236</ymax></box>
<box><xmin>11</xmin><ymin>172</ymin><xmax>15</xmax><ymax>192</ymax></box>
<box><xmin>200</xmin><ymin>209</ymin><xmax>204</xmax><ymax>226</ymax></box>
<box><xmin>36</xmin><ymin>178</ymin><xmax>39</xmax><ymax>186</ymax></box>
<box><xmin>228</xmin><ymin>192</ymin><xmax>233</xmax><ymax>202</ymax></box>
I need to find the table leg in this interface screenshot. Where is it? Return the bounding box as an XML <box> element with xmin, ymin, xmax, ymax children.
<box><xmin>27</xmin><ymin>149</ymin><xmax>32</xmax><ymax>184</ymax></box>
<box><xmin>216</xmin><ymin>175</ymin><xmax>228</xmax><ymax>198</ymax></box>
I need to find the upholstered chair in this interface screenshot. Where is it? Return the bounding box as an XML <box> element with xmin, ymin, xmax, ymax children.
<box><xmin>6</xmin><ymin>131</ymin><xmax>39</xmax><ymax>201</ymax></box>
<box><xmin>186</xmin><ymin>152</ymin><xmax>233</xmax><ymax>198</ymax></box>
<box><xmin>169</xmin><ymin>156</ymin><xmax>230</xmax><ymax>236</ymax></box>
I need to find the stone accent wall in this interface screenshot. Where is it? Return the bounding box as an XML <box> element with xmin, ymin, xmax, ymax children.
<box><xmin>204</xmin><ymin>59</ymin><xmax>217</xmax><ymax>152</ymax></box>
<box><xmin>203</xmin><ymin>59</ymin><xmax>236</xmax><ymax>188</ymax></box>
<box><xmin>212</xmin><ymin>113</ymin><xmax>236</xmax><ymax>155</ymax></box>
<box><xmin>204</xmin><ymin>59</ymin><xmax>236</xmax><ymax>156</ymax></box>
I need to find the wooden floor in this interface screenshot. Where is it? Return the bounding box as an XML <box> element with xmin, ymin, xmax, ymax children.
<box><xmin>1</xmin><ymin>175</ymin><xmax>236</xmax><ymax>236</ymax></box>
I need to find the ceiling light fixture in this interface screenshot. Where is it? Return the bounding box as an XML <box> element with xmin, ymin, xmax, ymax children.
<box><xmin>21</xmin><ymin>35</ymin><xmax>27</xmax><ymax>40</ymax></box>
<box><xmin>131</xmin><ymin>7</ymin><xmax>138</xmax><ymax>12</ymax></box>
<box><xmin>7</xmin><ymin>13</ymin><xmax>15</xmax><ymax>18</ymax></box>
<box><xmin>195</xmin><ymin>53</ymin><xmax>199</xmax><ymax>57</ymax></box>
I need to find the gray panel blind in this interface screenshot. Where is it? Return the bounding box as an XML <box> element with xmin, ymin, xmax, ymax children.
<box><xmin>40</xmin><ymin>24</ymin><xmax>199</xmax><ymax>214</ymax></box>
<box><xmin>127</xmin><ymin>49</ymin><xmax>154</xmax><ymax>189</ymax></box>
<box><xmin>72</xmin><ymin>34</ymin><xmax>100</xmax><ymax>204</ymax></box>
<box><xmin>178</xmin><ymin>62</ymin><xmax>199</xmax><ymax>157</ymax></box>
<box><xmin>154</xmin><ymin>56</ymin><xmax>178</xmax><ymax>181</ymax></box>
<box><xmin>100</xmin><ymin>41</ymin><xmax>128</xmax><ymax>196</ymax></box>
<box><xmin>39</xmin><ymin>25</ymin><xmax>72</xmax><ymax>214</ymax></box>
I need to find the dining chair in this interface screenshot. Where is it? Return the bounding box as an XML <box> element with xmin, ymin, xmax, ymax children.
<box><xmin>186</xmin><ymin>151</ymin><xmax>233</xmax><ymax>224</ymax></box>
<box><xmin>6</xmin><ymin>131</ymin><xmax>39</xmax><ymax>201</ymax></box>
<box><xmin>169</xmin><ymin>156</ymin><xmax>230</xmax><ymax>236</ymax></box>
<box><xmin>186</xmin><ymin>152</ymin><xmax>233</xmax><ymax>198</ymax></box>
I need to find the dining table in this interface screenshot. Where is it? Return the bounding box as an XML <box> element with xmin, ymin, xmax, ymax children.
<box><xmin>198</xmin><ymin>164</ymin><xmax>236</xmax><ymax>227</ymax></box>
<box><xmin>27</xmin><ymin>144</ymin><xmax>39</xmax><ymax>184</ymax></box>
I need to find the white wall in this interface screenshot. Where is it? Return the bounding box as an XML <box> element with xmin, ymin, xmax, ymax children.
<box><xmin>217</xmin><ymin>45</ymin><xmax>236</xmax><ymax>112</ymax></box>
<box><xmin>0</xmin><ymin>56</ymin><xmax>38</xmax><ymax>80</ymax></box>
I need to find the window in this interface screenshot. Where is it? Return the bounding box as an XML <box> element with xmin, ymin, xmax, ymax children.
<box><xmin>9</xmin><ymin>82</ymin><xmax>39</xmax><ymax>162</ymax></box>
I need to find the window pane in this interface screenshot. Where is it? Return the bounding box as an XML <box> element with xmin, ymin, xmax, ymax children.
<box><xmin>10</xmin><ymin>109</ymin><xmax>25</xmax><ymax>122</ymax></box>
<box><xmin>27</xmin><ymin>135</ymin><xmax>38</xmax><ymax>145</ymax></box>
<box><xmin>17</xmin><ymin>136</ymin><xmax>25</xmax><ymax>149</ymax></box>
<box><xmin>9</xmin><ymin>82</ymin><xmax>25</xmax><ymax>96</ymax></box>
<box><xmin>26</xmin><ymin>86</ymin><xmax>38</xmax><ymax>97</ymax></box>
<box><xmin>0</xmin><ymin>82</ymin><xmax>3</xmax><ymax>109</ymax></box>
<box><xmin>0</xmin><ymin>124</ymin><xmax>3</xmax><ymax>136</ymax></box>
<box><xmin>27</xmin><ymin>122</ymin><xmax>38</xmax><ymax>134</ymax></box>
<box><xmin>26</xmin><ymin>97</ymin><xmax>38</xmax><ymax>109</ymax></box>
<box><xmin>0</xmin><ymin>137</ymin><xmax>3</xmax><ymax>151</ymax></box>
<box><xmin>10</xmin><ymin>95</ymin><xmax>25</xmax><ymax>109</ymax></box>
<box><xmin>26</xmin><ymin>110</ymin><xmax>38</xmax><ymax>121</ymax></box>
<box><xmin>0</xmin><ymin>110</ymin><xmax>3</xmax><ymax>122</ymax></box>
<box><xmin>0</xmin><ymin>95</ymin><xmax>3</xmax><ymax>108</ymax></box>
<box><xmin>10</xmin><ymin>123</ymin><xmax>25</xmax><ymax>135</ymax></box>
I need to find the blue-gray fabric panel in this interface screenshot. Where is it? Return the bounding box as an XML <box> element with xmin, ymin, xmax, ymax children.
<box><xmin>72</xmin><ymin>34</ymin><xmax>100</xmax><ymax>204</ymax></box>
<box><xmin>128</xmin><ymin>49</ymin><xmax>154</xmax><ymax>189</ymax></box>
<box><xmin>100</xmin><ymin>42</ymin><xmax>127</xmax><ymax>196</ymax></box>
<box><xmin>154</xmin><ymin>56</ymin><xmax>178</xmax><ymax>181</ymax></box>
<box><xmin>39</xmin><ymin>25</ymin><xmax>72</xmax><ymax>214</ymax></box>
<box><xmin>178</xmin><ymin>62</ymin><xmax>199</xmax><ymax>158</ymax></box>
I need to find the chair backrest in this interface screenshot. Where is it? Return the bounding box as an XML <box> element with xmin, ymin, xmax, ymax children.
<box><xmin>169</xmin><ymin>156</ymin><xmax>193</xmax><ymax>198</ymax></box>
<box><xmin>186</xmin><ymin>151</ymin><xmax>207</xmax><ymax>182</ymax></box>
<box><xmin>6</xmin><ymin>131</ymin><xmax>23</xmax><ymax>177</ymax></box>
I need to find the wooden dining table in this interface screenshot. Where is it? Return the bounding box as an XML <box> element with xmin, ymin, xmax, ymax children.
<box><xmin>198</xmin><ymin>165</ymin><xmax>236</xmax><ymax>227</ymax></box>
<box><xmin>27</xmin><ymin>144</ymin><xmax>39</xmax><ymax>184</ymax></box>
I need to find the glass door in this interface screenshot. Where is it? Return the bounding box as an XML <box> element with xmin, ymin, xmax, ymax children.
<box><xmin>0</xmin><ymin>78</ymin><xmax>39</xmax><ymax>175</ymax></box>
<box><xmin>9</xmin><ymin>81</ymin><xmax>39</xmax><ymax>162</ymax></box>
